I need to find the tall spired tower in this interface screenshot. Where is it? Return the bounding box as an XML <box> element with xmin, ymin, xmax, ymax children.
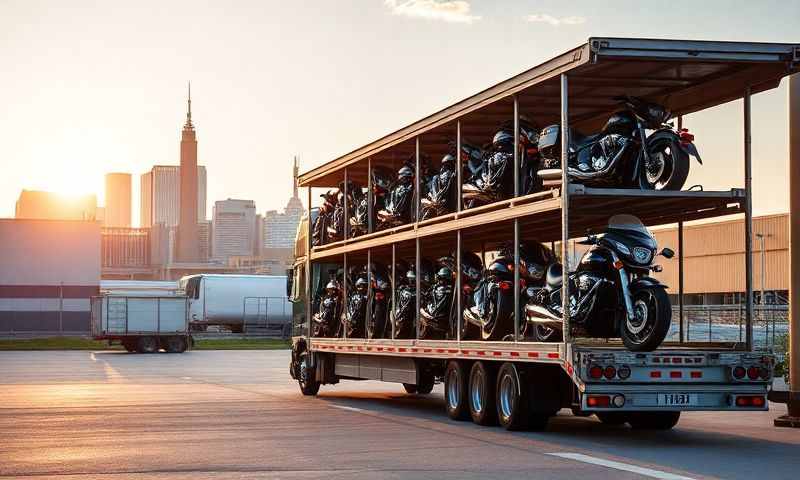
<box><xmin>177</xmin><ymin>82</ymin><xmax>200</xmax><ymax>262</ymax></box>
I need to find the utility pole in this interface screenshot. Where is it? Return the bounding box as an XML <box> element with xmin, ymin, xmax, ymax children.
<box><xmin>776</xmin><ymin>73</ymin><xmax>800</xmax><ymax>428</ymax></box>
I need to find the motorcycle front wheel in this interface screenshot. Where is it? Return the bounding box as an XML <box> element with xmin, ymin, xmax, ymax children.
<box><xmin>620</xmin><ymin>287</ymin><xmax>671</xmax><ymax>352</ymax></box>
<box><xmin>644</xmin><ymin>133</ymin><xmax>690</xmax><ymax>191</ymax></box>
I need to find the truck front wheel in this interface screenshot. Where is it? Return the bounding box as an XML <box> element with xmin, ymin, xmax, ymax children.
<box><xmin>298</xmin><ymin>352</ymin><xmax>320</xmax><ymax>396</ymax></box>
<box><xmin>627</xmin><ymin>411</ymin><xmax>680</xmax><ymax>430</ymax></box>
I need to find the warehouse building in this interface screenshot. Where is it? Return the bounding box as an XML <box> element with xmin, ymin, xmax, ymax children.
<box><xmin>652</xmin><ymin>213</ymin><xmax>788</xmax><ymax>305</ymax></box>
<box><xmin>0</xmin><ymin>219</ymin><xmax>100</xmax><ymax>333</ymax></box>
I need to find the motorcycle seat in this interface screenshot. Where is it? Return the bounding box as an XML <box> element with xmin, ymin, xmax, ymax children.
<box><xmin>545</xmin><ymin>263</ymin><xmax>563</xmax><ymax>291</ymax></box>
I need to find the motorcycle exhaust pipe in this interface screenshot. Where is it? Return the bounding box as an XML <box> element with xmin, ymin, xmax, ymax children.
<box><xmin>524</xmin><ymin>304</ymin><xmax>563</xmax><ymax>330</ymax></box>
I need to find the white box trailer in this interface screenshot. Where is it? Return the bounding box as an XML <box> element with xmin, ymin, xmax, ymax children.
<box><xmin>91</xmin><ymin>295</ymin><xmax>192</xmax><ymax>353</ymax></box>
<box><xmin>180</xmin><ymin>274</ymin><xmax>291</xmax><ymax>335</ymax></box>
<box><xmin>288</xmin><ymin>37</ymin><xmax>800</xmax><ymax>431</ymax></box>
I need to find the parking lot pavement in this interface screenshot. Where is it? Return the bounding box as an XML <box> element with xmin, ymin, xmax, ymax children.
<box><xmin>0</xmin><ymin>350</ymin><xmax>795</xmax><ymax>479</ymax></box>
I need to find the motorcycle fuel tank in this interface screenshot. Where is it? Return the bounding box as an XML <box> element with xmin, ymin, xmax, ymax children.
<box><xmin>577</xmin><ymin>246</ymin><xmax>615</xmax><ymax>275</ymax></box>
<box><xmin>601</xmin><ymin>110</ymin><xmax>636</xmax><ymax>137</ymax></box>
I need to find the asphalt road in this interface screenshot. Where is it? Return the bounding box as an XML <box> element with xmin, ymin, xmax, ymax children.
<box><xmin>0</xmin><ymin>350</ymin><xmax>795</xmax><ymax>480</ymax></box>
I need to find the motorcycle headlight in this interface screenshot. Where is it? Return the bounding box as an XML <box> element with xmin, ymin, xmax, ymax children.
<box><xmin>614</xmin><ymin>241</ymin><xmax>631</xmax><ymax>256</ymax></box>
<box><xmin>632</xmin><ymin>247</ymin><xmax>653</xmax><ymax>264</ymax></box>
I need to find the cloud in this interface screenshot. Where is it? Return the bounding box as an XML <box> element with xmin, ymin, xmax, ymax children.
<box><xmin>384</xmin><ymin>0</ymin><xmax>481</xmax><ymax>24</ymax></box>
<box><xmin>525</xmin><ymin>14</ymin><xmax>586</xmax><ymax>26</ymax></box>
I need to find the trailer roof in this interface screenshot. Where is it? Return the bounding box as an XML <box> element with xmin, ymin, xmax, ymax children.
<box><xmin>299</xmin><ymin>37</ymin><xmax>800</xmax><ymax>188</ymax></box>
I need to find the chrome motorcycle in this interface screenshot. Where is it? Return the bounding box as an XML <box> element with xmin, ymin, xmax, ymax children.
<box><xmin>525</xmin><ymin>214</ymin><xmax>674</xmax><ymax>351</ymax></box>
<box><xmin>536</xmin><ymin>95</ymin><xmax>701</xmax><ymax>191</ymax></box>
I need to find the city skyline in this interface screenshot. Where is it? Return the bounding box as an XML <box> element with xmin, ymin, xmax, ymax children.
<box><xmin>2</xmin><ymin>1</ymin><xmax>799</xmax><ymax>225</ymax></box>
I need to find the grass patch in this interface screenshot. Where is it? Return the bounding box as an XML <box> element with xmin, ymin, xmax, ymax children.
<box><xmin>0</xmin><ymin>336</ymin><xmax>289</xmax><ymax>351</ymax></box>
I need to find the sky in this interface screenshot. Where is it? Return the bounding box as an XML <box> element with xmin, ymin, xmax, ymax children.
<box><xmin>1</xmin><ymin>0</ymin><xmax>798</xmax><ymax>227</ymax></box>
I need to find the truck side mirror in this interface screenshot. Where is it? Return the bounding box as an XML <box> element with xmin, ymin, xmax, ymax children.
<box><xmin>285</xmin><ymin>268</ymin><xmax>294</xmax><ymax>298</ymax></box>
<box><xmin>660</xmin><ymin>248</ymin><xmax>675</xmax><ymax>259</ymax></box>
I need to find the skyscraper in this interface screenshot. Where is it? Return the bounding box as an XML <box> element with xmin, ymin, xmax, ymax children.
<box><xmin>177</xmin><ymin>83</ymin><xmax>200</xmax><ymax>262</ymax></box>
<box><xmin>104</xmin><ymin>173</ymin><xmax>132</xmax><ymax>227</ymax></box>
<box><xmin>212</xmin><ymin>199</ymin><xmax>257</xmax><ymax>262</ymax></box>
<box><xmin>140</xmin><ymin>165</ymin><xmax>206</xmax><ymax>227</ymax></box>
<box><xmin>262</xmin><ymin>157</ymin><xmax>305</xmax><ymax>249</ymax></box>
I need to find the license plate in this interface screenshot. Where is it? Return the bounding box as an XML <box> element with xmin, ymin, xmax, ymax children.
<box><xmin>658</xmin><ymin>393</ymin><xmax>698</xmax><ymax>406</ymax></box>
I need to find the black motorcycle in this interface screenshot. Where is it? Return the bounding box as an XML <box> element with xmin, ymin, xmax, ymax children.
<box><xmin>329</xmin><ymin>181</ymin><xmax>363</xmax><ymax>243</ymax></box>
<box><xmin>419</xmin><ymin>265</ymin><xmax>454</xmax><ymax>339</ymax></box>
<box><xmin>420</xmin><ymin>154</ymin><xmax>458</xmax><ymax>220</ymax></box>
<box><xmin>350</xmin><ymin>166</ymin><xmax>393</xmax><ymax>237</ymax></box>
<box><xmin>536</xmin><ymin>95</ymin><xmax>701</xmax><ymax>191</ymax></box>
<box><xmin>311</xmin><ymin>190</ymin><xmax>338</xmax><ymax>246</ymax></box>
<box><xmin>312</xmin><ymin>271</ymin><xmax>342</xmax><ymax>337</ymax></box>
<box><xmin>435</xmin><ymin>252</ymin><xmax>484</xmax><ymax>339</ymax></box>
<box><xmin>366</xmin><ymin>263</ymin><xmax>391</xmax><ymax>339</ymax></box>
<box><xmin>342</xmin><ymin>269</ymin><xmax>368</xmax><ymax>338</ymax></box>
<box><xmin>377</xmin><ymin>160</ymin><xmax>419</xmax><ymax>230</ymax></box>
<box><xmin>462</xmin><ymin>120</ymin><xmax>541</xmax><ymax>209</ymax></box>
<box><xmin>392</xmin><ymin>259</ymin><xmax>434</xmax><ymax>339</ymax></box>
<box><xmin>525</xmin><ymin>214</ymin><xmax>674</xmax><ymax>351</ymax></box>
<box><xmin>462</xmin><ymin>241</ymin><xmax>553</xmax><ymax>341</ymax></box>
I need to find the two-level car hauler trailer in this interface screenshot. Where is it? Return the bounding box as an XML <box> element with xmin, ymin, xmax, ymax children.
<box><xmin>289</xmin><ymin>37</ymin><xmax>800</xmax><ymax>430</ymax></box>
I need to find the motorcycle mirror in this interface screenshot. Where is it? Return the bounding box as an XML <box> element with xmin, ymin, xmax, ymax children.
<box><xmin>660</xmin><ymin>248</ymin><xmax>675</xmax><ymax>259</ymax></box>
<box><xmin>652</xmin><ymin>265</ymin><xmax>663</xmax><ymax>273</ymax></box>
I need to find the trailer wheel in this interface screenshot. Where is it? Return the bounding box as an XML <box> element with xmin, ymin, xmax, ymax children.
<box><xmin>165</xmin><ymin>336</ymin><xmax>185</xmax><ymax>353</ymax></box>
<box><xmin>136</xmin><ymin>336</ymin><xmax>158</xmax><ymax>354</ymax></box>
<box><xmin>298</xmin><ymin>352</ymin><xmax>320</xmax><ymax>396</ymax></box>
<box><xmin>122</xmin><ymin>340</ymin><xmax>137</xmax><ymax>353</ymax></box>
<box><xmin>402</xmin><ymin>383</ymin><xmax>418</xmax><ymax>394</ymax></box>
<box><xmin>596</xmin><ymin>412</ymin><xmax>629</xmax><ymax>425</ymax></box>
<box><xmin>444</xmin><ymin>360</ymin><xmax>470</xmax><ymax>420</ymax></box>
<box><xmin>627</xmin><ymin>411</ymin><xmax>680</xmax><ymax>430</ymax></box>
<box><xmin>496</xmin><ymin>363</ymin><xmax>530</xmax><ymax>430</ymax></box>
<box><xmin>468</xmin><ymin>361</ymin><xmax>497</xmax><ymax>426</ymax></box>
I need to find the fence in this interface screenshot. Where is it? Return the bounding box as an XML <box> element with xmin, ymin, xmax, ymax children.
<box><xmin>669</xmin><ymin>304</ymin><xmax>789</xmax><ymax>351</ymax></box>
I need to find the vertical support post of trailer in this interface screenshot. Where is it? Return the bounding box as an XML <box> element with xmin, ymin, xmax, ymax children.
<box><xmin>560</xmin><ymin>74</ymin><xmax>571</xmax><ymax>344</ymax></box>
<box><xmin>415</xmin><ymin>237</ymin><xmax>421</xmax><ymax>341</ymax></box>
<box><xmin>306</xmin><ymin>186</ymin><xmax>312</xmax><ymax>340</ymax></box>
<box><xmin>415</xmin><ymin>135</ymin><xmax>421</xmax><ymax>342</ymax></box>
<box><xmin>367</xmin><ymin>248</ymin><xmax>372</xmax><ymax>340</ymax></box>
<box><xmin>456</xmin><ymin>230</ymin><xmax>462</xmax><ymax>344</ymax></box>
<box><xmin>513</xmin><ymin>95</ymin><xmax>521</xmax><ymax>342</ymax></box>
<box><xmin>744</xmin><ymin>88</ymin><xmax>754</xmax><ymax>351</ymax></box>
<box><xmin>343</xmin><ymin>252</ymin><xmax>348</xmax><ymax>340</ymax></box>
<box><xmin>457</xmin><ymin>120</ymin><xmax>462</xmax><ymax>214</ymax></box>
<box><xmin>391</xmin><ymin>243</ymin><xmax>397</xmax><ymax>340</ymax></box>
<box><xmin>776</xmin><ymin>73</ymin><xmax>800</xmax><ymax>426</ymax></box>
<box><xmin>678</xmin><ymin>220</ymin><xmax>685</xmax><ymax>343</ymax></box>
<box><xmin>342</xmin><ymin>167</ymin><xmax>350</xmax><ymax>244</ymax></box>
<box><xmin>368</xmin><ymin>157</ymin><xmax>374</xmax><ymax>234</ymax></box>
<box><xmin>415</xmin><ymin>137</ymin><xmax>421</xmax><ymax>222</ymax></box>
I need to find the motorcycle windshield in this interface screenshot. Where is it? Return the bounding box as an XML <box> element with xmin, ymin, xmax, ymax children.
<box><xmin>607</xmin><ymin>214</ymin><xmax>650</xmax><ymax>236</ymax></box>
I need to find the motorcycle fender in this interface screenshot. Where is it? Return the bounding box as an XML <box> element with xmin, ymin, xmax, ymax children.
<box><xmin>679</xmin><ymin>141</ymin><xmax>702</xmax><ymax>164</ymax></box>
<box><xmin>629</xmin><ymin>277</ymin><xmax>668</xmax><ymax>291</ymax></box>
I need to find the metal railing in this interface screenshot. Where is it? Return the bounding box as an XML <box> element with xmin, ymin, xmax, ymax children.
<box><xmin>670</xmin><ymin>303</ymin><xmax>788</xmax><ymax>351</ymax></box>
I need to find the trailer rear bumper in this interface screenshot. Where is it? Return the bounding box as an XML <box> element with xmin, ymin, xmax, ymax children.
<box><xmin>580</xmin><ymin>383</ymin><xmax>769</xmax><ymax>412</ymax></box>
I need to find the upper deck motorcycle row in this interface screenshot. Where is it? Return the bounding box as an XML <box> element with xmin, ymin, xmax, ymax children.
<box><xmin>286</xmin><ymin>37</ymin><xmax>800</xmax><ymax>431</ymax></box>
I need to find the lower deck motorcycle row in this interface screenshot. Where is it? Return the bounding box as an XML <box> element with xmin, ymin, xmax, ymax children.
<box><xmin>309</xmin><ymin>95</ymin><xmax>702</xmax><ymax>247</ymax></box>
<box><xmin>308</xmin><ymin>214</ymin><xmax>674</xmax><ymax>352</ymax></box>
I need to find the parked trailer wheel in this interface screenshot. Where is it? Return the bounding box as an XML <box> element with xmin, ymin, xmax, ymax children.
<box><xmin>468</xmin><ymin>361</ymin><xmax>497</xmax><ymax>426</ymax></box>
<box><xmin>165</xmin><ymin>336</ymin><xmax>186</xmax><ymax>353</ymax></box>
<box><xmin>627</xmin><ymin>411</ymin><xmax>680</xmax><ymax>430</ymax></box>
<box><xmin>496</xmin><ymin>363</ymin><xmax>530</xmax><ymax>430</ymax></box>
<box><xmin>444</xmin><ymin>360</ymin><xmax>470</xmax><ymax>420</ymax></box>
<box><xmin>122</xmin><ymin>340</ymin><xmax>137</xmax><ymax>353</ymax></box>
<box><xmin>136</xmin><ymin>336</ymin><xmax>158</xmax><ymax>354</ymax></box>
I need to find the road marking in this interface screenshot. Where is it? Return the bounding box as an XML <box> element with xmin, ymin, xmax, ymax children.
<box><xmin>546</xmin><ymin>453</ymin><xmax>696</xmax><ymax>480</ymax></box>
<box><xmin>332</xmin><ymin>405</ymin><xmax>366</xmax><ymax>413</ymax></box>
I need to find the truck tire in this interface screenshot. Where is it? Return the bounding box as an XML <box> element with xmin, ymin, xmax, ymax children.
<box><xmin>403</xmin><ymin>383</ymin><xmax>418</xmax><ymax>394</ymax></box>
<box><xmin>468</xmin><ymin>361</ymin><xmax>497</xmax><ymax>426</ymax></box>
<box><xmin>122</xmin><ymin>340</ymin><xmax>137</xmax><ymax>353</ymax></box>
<box><xmin>298</xmin><ymin>352</ymin><xmax>320</xmax><ymax>396</ymax></box>
<box><xmin>165</xmin><ymin>336</ymin><xmax>185</xmax><ymax>353</ymax></box>
<box><xmin>596</xmin><ymin>412</ymin><xmax>628</xmax><ymax>425</ymax></box>
<box><xmin>179</xmin><ymin>336</ymin><xmax>190</xmax><ymax>353</ymax></box>
<box><xmin>627</xmin><ymin>411</ymin><xmax>680</xmax><ymax>430</ymax></box>
<box><xmin>444</xmin><ymin>360</ymin><xmax>470</xmax><ymax>420</ymax></box>
<box><xmin>496</xmin><ymin>363</ymin><xmax>530</xmax><ymax>430</ymax></box>
<box><xmin>136</xmin><ymin>336</ymin><xmax>158</xmax><ymax>354</ymax></box>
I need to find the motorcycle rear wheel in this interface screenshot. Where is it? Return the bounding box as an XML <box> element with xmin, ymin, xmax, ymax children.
<box><xmin>620</xmin><ymin>287</ymin><xmax>671</xmax><ymax>352</ymax></box>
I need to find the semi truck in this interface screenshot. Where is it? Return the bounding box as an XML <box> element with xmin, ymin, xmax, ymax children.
<box><xmin>180</xmin><ymin>274</ymin><xmax>291</xmax><ymax>335</ymax></box>
<box><xmin>287</xmin><ymin>37</ymin><xmax>800</xmax><ymax>431</ymax></box>
<box><xmin>91</xmin><ymin>295</ymin><xmax>192</xmax><ymax>353</ymax></box>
